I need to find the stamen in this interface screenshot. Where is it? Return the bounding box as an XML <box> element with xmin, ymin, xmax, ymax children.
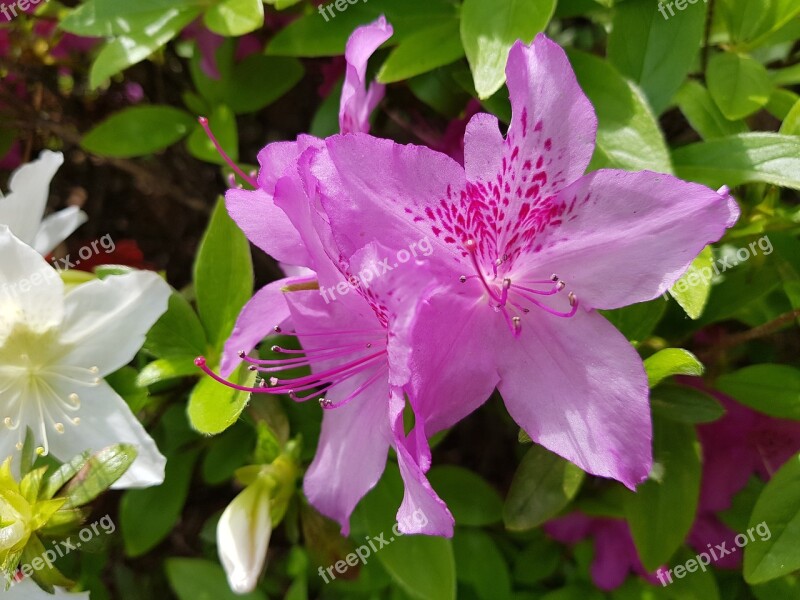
<box><xmin>464</xmin><ymin>240</ymin><xmax>502</xmax><ymax>303</ymax></box>
<box><xmin>197</xmin><ymin>117</ymin><xmax>258</xmax><ymax>188</ymax></box>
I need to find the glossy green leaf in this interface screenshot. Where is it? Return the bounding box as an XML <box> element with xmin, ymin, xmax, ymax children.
<box><xmin>717</xmin><ymin>364</ymin><xmax>800</xmax><ymax>420</ymax></box>
<box><xmin>719</xmin><ymin>0</ymin><xmax>800</xmax><ymax>45</ymax></box>
<box><xmin>650</xmin><ymin>384</ymin><xmax>726</xmax><ymax>424</ymax></box>
<box><xmin>779</xmin><ymin>99</ymin><xmax>800</xmax><ymax>135</ymax></box>
<box><xmin>378</xmin><ymin>19</ymin><xmax>464</xmax><ymax>84</ymax></box>
<box><xmin>601</xmin><ymin>299</ymin><xmax>667</xmax><ymax>345</ymax></box>
<box><xmin>121</xmin><ymin>448</ymin><xmax>200</xmax><ymax>557</ymax></box>
<box><xmin>204</xmin><ymin>0</ymin><xmax>264</xmax><ymax>36</ymax></box>
<box><xmin>201</xmin><ymin>422</ymin><xmax>256</xmax><ymax>485</ymax></box>
<box><xmin>608</xmin><ymin>0</ymin><xmax>706</xmax><ymax>114</ymax></box>
<box><xmin>707</xmin><ymin>53</ymin><xmax>772</xmax><ymax>120</ymax></box>
<box><xmin>669</xmin><ymin>247</ymin><xmax>715</xmax><ymax>319</ymax></box>
<box><xmin>143</xmin><ymin>292</ymin><xmax>207</xmax><ymax>360</ymax></box>
<box><xmin>503</xmin><ymin>444</ymin><xmax>585</xmax><ymax>531</ymax></box>
<box><xmin>744</xmin><ymin>454</ymin><xmax>800</xmax><ymax>584</ymax></box>
<box><xmin>188</xmin><ymin>365</ymin><xmax>256</xmax><ymax>435</ymax></box>
<box><xmin>427</xmin><ymin>466</ymin><xmax>503</xmax><ymax>526</ymax></box>
<box><xmin>137</xmin><ymin>356</ymin><xmax>201</xmax><ymax>388</ymax></box>
<box><xmin>624</xmin><ymin>419</ymin><xmax>701</xmax><ymax>570</ymax></box>
<box><xmin>568</xmin><ymin>50</ymin><xmax>673</xmax><ymax>173</ymax></box>
<box><xmin>460</xmin><ymin>0</ymin><xmax>556</xmax><ymax>98</ymax></box>
<box><xmin>60</xmin><ymin>0</ymin><xmax>205</xmax><ymax>36</ymax></box>
<box><xmin>675</xmin><ymin>81</ymin><xmax>748</xmax><ymax>140</ymax></box>
<box><xmin>166</xmin><ymin>558</ymin><xmax>266</xmax><ymax>600</ymax></box>
<box><xmin>644</xmin><ymin>349</ymin><xmax>704</xmax><ymax>388</ymax></box>
<box><xmin>81</xmin><ymin>106</ymin><xmax>195</xmax><ymax>158</ymax></box>
<box><xmin>88</xmin><ymin>9</ymin><xmax>201</xmax><ymax>89</ymax></box>
<box><xmin>351</xmin><ymin>466</ymin><xmax>456</xmax><ymax>600</ymax></box>
<box><xmin>453</xmin><ymin>529</ymin><xmax>511</xmax><ymax>600</ymax></box>
<box><xmin>61</xmin><ymin>445</ymin><xmax>138</xmax><ymax>508</ymax></box>
<box><xmin>193</xmin><ymin>197</ymin><xmax>253</xmax><ymax>349</ymax></box>
<box><xmin>187</xmin><ymin>104</ymin><xmax>239</xmax><ymax>165</ymax></box>
<box><xmin>673</xmin><ymin>133</ymin><xmax>800</xmax><ymax>190</ymax></box>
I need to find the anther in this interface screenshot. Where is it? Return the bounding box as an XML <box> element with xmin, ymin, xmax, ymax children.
<box><xmin>459</xmin><ymin>276</ymin><xmax>467</xmax><ymax>283</ymax></box>
<box><xmin>15</xmin><ymin>442</ymin><xmax>22</xmax><ymax>450</ymax></box>
<box><xmin>72</xmin><ymin>418</ymin><xmax>81</xmax><ymax>425</ymax></box>
<box><xmin>556</xmin><ymin>281</ymin><xmax>566</xmax><ymax>291</ymax></box>
<box><xmin>3</xmin><ymin>417</ymin><xmax>11</xmax><ymax>428</ymax></box>
<box><xmin>271</xmin><ymin>345</ymin><xmax>281</xmax><ymax>353</ymax></box>
<box><xmin>550</xmin><ymin>274</ymin><xmax>559</xmax><ymax>281</ymax></box>
<box><xmin>248</xmin><ymin>365</ymin><xmax>257</xmax><ymax>371</ymax></box>
<box><xmin>568</xmin><ymin>292</ymin><xmax>577</xmax><ymax>307</ymax></box>
<box><xmin>269</xmin><ymin>377</ymin><xmax>279</xmax><ymax>387</ymax></box>
<box><xmin>273</xmin><ymin>325</ymin><xmax>282</xmax><ymax>333</ymax></box>
<box><xmin>55</xmin><ymin>423</ymin><xmax>65</xmax><ymax>434</ymax></box>
<box><xmin>36</xmin><ymin>446</ymin><xmax>45</xmax><ymax>456</ymax></box>
<box><xmin>89</xmin><ymin>366</ymin><xmax>99</xmax><ymax>374</ymax></box>
<box><xmin>238</xmin><ymin>350</ymin><xmax>246</xmax><ymax>358</ymax></box>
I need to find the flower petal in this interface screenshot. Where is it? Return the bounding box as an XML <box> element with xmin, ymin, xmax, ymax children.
<box><xmin>32</xmin><ymin>206</ymin><xmax>88</xmax><ymax>255</ymax></box>
<box><xmin>504</xmin><ymin>36</ymin><xmax>596</xmax><ymax>193</ymax></box>
<box><xmin>59</xmin><ymin>271</ymin><xmax>171</xmax><ymax>377</ymax></box>
<box><xmin>0</xmin><ymin>226</ymin><xmax>63</xmax><ymax>343</ymax></box>
<box><xmin>316</xmin><ymin>134</ymin><xmax>466</xmax><ymax>266</ymax></box>
<box><xmin>390</xmin><ymin>388</ymin><xmax>454</xmax><ymax>537</ymax></box>
<box><xmin>339</xmin><ymin>16</ymin><xmax>393</xmax><ymax>134</ymax></box>
<box><xmin>0</xmin><ymin>150</ymin><xmax>63</xmax><ymax>247</ymax></box>
<box><xmin>496</xmin><ymin>309</ymin><xmax>652</xmax><ymax>489</ymax></box>
<box><xmin>220</xmin><ymin>275</ymin><xmax>314</xmax><ymax>377</ymax></box>
<box><xmin>0</xmin><ymin>578</ymin><xmax>90</xmax><ymax>598</ymax></box>
<box><xmin>47</xmin><ymin>379</ymin><xmax>166</xmax><ymax>488</ymax></box>
<box><xmin>526</xmin><ymin>169</ymin><xmax>740</xmax><ymax>309</ymax></box>
<box><xmin>463</xmin><ymin>112</ymin><xmax>504</xmax><ymax>183</ymax></box>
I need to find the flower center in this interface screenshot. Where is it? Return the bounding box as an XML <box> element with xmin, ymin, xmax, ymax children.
<box><xmin>196</xmin><ymin>325</ymin><xmax>388</xmax><ymax>411</ymax></box>
<box><xmin>460</xmin><ymin>239</ymin><xmax>578</xmax><ymax>336</ymax></box>
<box><xmin>0</xmin><ymin>326</ymin><xmax>97</xmax><ymax>455</ymax></box>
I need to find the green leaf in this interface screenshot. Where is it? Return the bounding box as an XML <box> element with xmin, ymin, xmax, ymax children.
<box><xmin>608</xmin><ymin>0</ymin><xmax>706</xmax><ymax>114</ymax></box>
<box><xmin>88</xmin><ymin>8</ymin><xmax>201</xmax><ymax>89</ymax></box>
<box><xmin>137</xmin><ymin>356</ymin><xmax>200</xmax><ymax>388</ymax></box>
<box><xmin>40</xmin><ymin>452</ymin><xmax>90</xmax><ymax>500</ymax></box>
<box><xmin>60</xmin><ymin>0</ymin><xmax>206</xmax><ymax>36</ymax></box>
<box><xmin>720</xmin><ymin>0</ymin><xmax>800</xmax><ymax>46</ymax></box>
<box><xmin>707</xmin><ymin>53</ymin><xmax>773</xmax><ymax>120</ymax></box>
<box><xmin>81</xmin><ymin>106</ymin><xmax>195</xmax><ymax>158</ymax></box>
<box><xmin>744</xmin><ymin>454</ymin><xmax>800</xmax><ymax>584</ymax></box>
<box><xmin>193</xmin><ymin>197</ymin><xmax>253</xmax><ymax>349</ymax></box>
<box><xmin>624</xmin><ymin>419</ymin><xmax>701</xmax><ymax>570</ymax></box>
<box><xmin>188</xmin><ymin>365</ymin><xmax>256</xmax><ymax>435</ymax></box>
<box><xmin>675</xmin><ymin>81</ymin><xmax>749</xmax><ymax>140</ymax></box>
<box><xmin>600</xmin><ymin>299</ymin><xmax>667</xmax><ymax>345</ymax></box>
<box><xmin>453</xmin><ymin>529</ymin><xmax>511</xmax><ymax>600</ymax></box>
<box><xmin>644</xmin><ymin>348</ymin><xmax>704</xmax><ymax>388</ymax></box>
<box><xmin>502</xmin><ymin>444</ymin><xmax>585</xmax><ymax>531</ymax></box>
<box><xmin>201</xmin><ymin>422</ymin><xmax>256</xmax><ymax>485</ymax></box>
<box><xmin>143</xmin><ymin>292</ymin><xmax>207</xmax><ymax>360</ymax></box>
<box><xmin>669</xmin><ymin>247</ymin><xmax>715</xmax><ymax>319</ymax></box>
<box><xmin>204</xmin><ymin>0</ymin><xmax>264</xmax><ymax>36</ymax></box>
<box><xmin>568</xmin><ymin>49</ymin><xmax>673</xmax><ymax>173</ymax></box>
<box><xmin>187</xmin><ymin>104</ymin><xmax>239</xmax><ymax>165</ymax></box>
<box><xmin>166</xmin><ymin>558</ymin><xmax>266</xmax><ymax>600</ymax></box>
<box><xmin>351</xmin><ymin>465</ymin><xmax>456</xmax><ymax>600</ymax></box>
<box><xmin>377</xmin><ymin>19</ymin><xmax>464</xmax><ymax>84</ymax></box>
<box><xmin>61</xmin><ymin>445</ymin><xmax>138</xmax><ymax>508</ymax></box>
<box><xmin>673</xmin><ymin>133</ymin><xmax>800</xmax><ymax>190</ymax></box>
<box><xmin>408</xmin><ymin>67</ymin><xmax>471</xmax><ymax>119</ymax></box>
<box><xmin>267</xmin><ymin>0</ymin><xmax>456</xmax><ymax>57</ymax></box>
<box><xmin>780</xmin><ymin>99</ymin><xmax>800</xmax><ymax>135</ymax></box>
<box><xmin>460</xmin><ymin>0</ymin><xmax>556</xmax><ymax>98</ymax></box>
<box><xmin>106</xmin><ymin>366</ymin><xmax>151</xmax><ymax>413</ymax></box>
<box><xmin>121</xmin><ymin>448</ymin><xmax>200</xmax><ymax>557</ymax></box>
<box><xmin>717</xmin><ymin>364</ymin><xmax>800</xmax><ymax>420</ymax></box>
<box><xmin>427</xmin><ymin>466</ymin><xmax>503</xmax><ymax>526</ymax></box>
<box><xmin>650</xmin><ymin>384</ymin><xmax>726</xmax><ymax>424</ymax></box>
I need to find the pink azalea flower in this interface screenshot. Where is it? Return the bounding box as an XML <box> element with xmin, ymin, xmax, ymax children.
<box><xmin>680</xmin><ymin>379</ymin><xmax>800</xmax><ymax>568</ymax></box>
<box><xmin>545</xmin><ymin>512</ymin><xmax>659</xmax><ymax>590</ymax></box>
<box><xmin>198</xmin><ymin>18</ymin><xmax>455</xmax><ymax>535</ymax></box>
<box><xmin>310</xmin><ymin>34</ymin><xmax>740</xmax><ymax>488</ymax></box>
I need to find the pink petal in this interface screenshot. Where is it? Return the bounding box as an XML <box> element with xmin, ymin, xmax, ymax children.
<box><xmin>524</xmin><ymin>169</ymin><xmax>740</xmax><ymax>310</ymax></box>
<box><xmin>339</xmin><ymin>16</ymin><xmax>393</xmax><ymax>134</ymax></box>
<box><xmin>503</xmin><ymin>35</ymin><xmax>597</xmax><ymax>194</ymax></box>
<box><xmin>220</xmin><ymin>276</ymin><xmax>312</xmax><ymax>377</ymax></box>
<box><xmin>463</xmin><ymin>112</ymin><xmax>504</xmax><ymax>183</ymax></box>
<box><xmin>495</xmin><ymin>309</ymin><xmax>652</xmax><ymax>489</ymax></box>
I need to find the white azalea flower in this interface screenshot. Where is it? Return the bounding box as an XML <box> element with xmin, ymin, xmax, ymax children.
<box><xmin>0</xmin><ymin>151</ymin><xmax>87</xmax><ymax>256</ymax></box>
<box><xmin>0</xmin><ymin>226</ymin><xmax>169</xmax><ymax>488</ymax></box>
<box><xmin>0</xmin><ymin>577</ymin><xmax>89</xmax><ymax>599</ymax></box>
<box><xmin>217</xmin><ymin>479</ymin><xmax>273</xmax><ymax>594</ymax></box>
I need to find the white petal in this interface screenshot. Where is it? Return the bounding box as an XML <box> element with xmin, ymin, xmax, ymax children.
<box><xmin>46</xmin><ymin>379</ymin><xmax>166</xmax><ymax>489</ymax></box>
<box><xmin>217</xmin><ymin>483</ymin><xmax>272</xmax><ymax>594</ymax></box>
<box><xmin>59</xmin><ymin>271</ymin><xmax>171</xmax><ymax>377</ymax></box>
<box><xmin>32</xmin><ymin>207</ymin><xmax>88</xmax><ymax>255</ymax></box>
<box><xmin>0</xmin><ymin>227</ymin><xmax>64</xmax><ymax>344</ymax></box>
<box><xmin>0</xmin><ymin>577</ymin><xmax>89</xmax><ymax>598</ymax></box>
<box><xmin>0</xmin><ymin>150</ymin><xmax>63</xmax><ymax>247</ymax></box>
